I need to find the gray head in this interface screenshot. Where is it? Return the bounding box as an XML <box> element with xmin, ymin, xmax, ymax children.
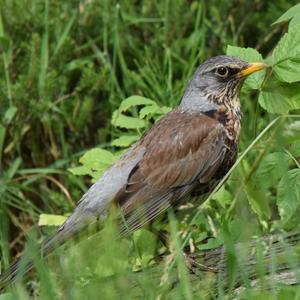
<box><xmin>180</xmin><ymin>55</ymin><xmax>267</xmax><ymax>111</ymax></box>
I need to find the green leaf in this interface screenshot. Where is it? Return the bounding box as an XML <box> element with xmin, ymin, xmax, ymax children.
<box><xmin>284</xmin><ymin>121</ymin><xmax>300</xmax><ymax>143</ymax></box>
<box><xmin>226</xmin><ymin>45</ymin><xmax>265</xmax><ymax>90</ymax></box>
<box><xmin>246</xmin><ymin>186</ymin><xmax>271</xmax><ymax>220</ymax></box>
<box><xmin>3</xmin><ymin>106</ymin><xmax>17</xmax><ymax>124</ymax></box>
<box><xmin>6</xmin><ymin>157</ymin><xmax>22</xmax><ymax>179</ymax></box>
<box><xmin>289</xmin><ymin>13</ymin><xmax>300</xmax><ymax>29</ymax></box>
<box><xmin>197</xmin><ymin>237</ymin><xmax>222</xmax><ymax>250</ymax></box>
<box><xmin>111</xmin><ymin>135</ymin><xmax>139</xmax><ymax>147</ymax></box>
<box><xmin>0</xmin><ymin>294</ymin><xmax>14</xmax><ymax>300</ymax></box>
<box><xmin>272</xmin><ymin>4</ymin><xmax>300</xmax><ymax>25</ymax></box>
<box><xmin>118</xmin><ymin>95</ymin><xmax>156</xmax><ymax>112</ymax></box>
<box><xmin>255</xmin><ymin>152</ymin><xmax>290</xmax><ymax>189</ymax></box>
<box><xmin>68</xmin><ymin>165</ymin><xmax>90</xmax><ymax>176</ymax></box>
<box><xmin>133</xmin><ymin>229</ymin><xmax>157</xmax><ymax>268</ymax></box>
<box><xmin>290</xmin><ymin>141</ymin><xmax>300</xmax><ymax>157</ymax></box>
<box><xmin>273</xmin><ymin>57</ymin><xmax>300</xmax><ymax>83</ymax></box>
<box><xmin>69</xmin><ymin>148</ymin><xmax>117</xmax><ymax>180</ymax></box>
<box><xmin>38</xmin><ymin>214</ymin><xmax>68</xmax><ymax>226</ymax></box>
<box><xmin>277</xmin><ymin>169</ymin><xmax>300</xmax><ymax>222</ymax></box>
<box><xmin>80</xmin><ymin>148</ymin><xmax>116</xmax><ymax>168</ymax></box>
<box><xmin>273</xmin><ymin>26</ymin><xmax>300</xmax><ymax>83</ymax></box>
<box><xmin>259</xmin><ymin>83</ymin><xmax>300</xmax><ymax>114</ymax></box>
<box><xmin>139</xmin><ymin>104</ymin><xmax>159</xmax><ymax>119</ymax></box>
<box><xmin>112</xmin><ymin>111</ymin><xmax>146</xmax><ymax>129</ymax></box>
<box><xmin>212</xmin><ymin>186</ymin><xmax>233</xmax><ymax>208</ymax></box>
<box><xmin>160</xmin><ymin>106</ymin><xmax>172</xmax><ymax>114</ymax></box>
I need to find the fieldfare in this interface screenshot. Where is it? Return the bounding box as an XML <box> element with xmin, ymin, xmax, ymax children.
<box><xmin>0</xmin><ymin>55</ymin><xmax>267</xmax><ymax>285</ymax></box>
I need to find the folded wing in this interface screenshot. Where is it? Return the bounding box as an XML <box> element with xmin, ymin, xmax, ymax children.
<box><xmin>116</xmin><ymin>108</ymin><xmax>228</xmax><ymax>233</ymax></box>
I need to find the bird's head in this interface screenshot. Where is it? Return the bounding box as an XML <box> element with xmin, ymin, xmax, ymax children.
<box><xmin>181</xmin><ymin>55</ymin><xmax>267</xmax><ymax>111</ymax></box>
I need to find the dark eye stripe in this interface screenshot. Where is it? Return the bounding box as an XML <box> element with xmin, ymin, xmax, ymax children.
<box><xmin>214</xmin><ymin>67</ymin><xmax>240</xmax><ymax>77</ymax></box>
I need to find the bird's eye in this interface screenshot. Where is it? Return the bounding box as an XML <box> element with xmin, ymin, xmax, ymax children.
<box><xmin>216</xmin><ymin>67</ymin><xmax>228</xmax><ymax>77</ymax></box>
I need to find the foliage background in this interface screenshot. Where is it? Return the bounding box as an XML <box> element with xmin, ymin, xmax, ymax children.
<box><xmin>1</xmin><ymin>0</ymin><xmax>300</xmax><ymax>299</ymax></box>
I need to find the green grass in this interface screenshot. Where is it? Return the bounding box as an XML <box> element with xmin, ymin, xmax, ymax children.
<box><xmin>1</xmin><ymin>0</ymin><xmax>300</xmax><ymax>299</ymax></box>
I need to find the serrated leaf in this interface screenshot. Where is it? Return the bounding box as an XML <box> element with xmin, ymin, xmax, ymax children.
<box><xmin>118</xmin><ymin>96</ymin><xmax>156</xmax><ymax>112</ymax></box>
<box><xmin>139</xmin><ymin>104</ymin><xmax>159</xmax><ymax>119</ymax></box>
<box><xmin>69</xmin><ymin>165</ymin><xmax>90</xmax><ymax>176</ymax></box>
<box><xmin>255</xmin><ymin>152</ymin><xmax>290</xmax><ymax>189</ymax></box>
<box><xmin>160</xmin><ymin>106</ymin><xmax>172</xmax><ymax>114</ymax></box>
<box><xmin>290</xmin><ymin>141</ymin><xmax>300</xmax><ymax>156</ymax></box>
<box><xmin>212</xmin><ymin>186</ymin><xmax>233</xmax><ymax>208</ymax></box>
<box><xmin>277</xmin><ymin>169</ymin><xmax>300</xmax><ymax>222</ymax></box>
<box><xmin>38</xmin><ymin>214</ymin><xmax>67</xmax><ymax>226</ymax></box>
<box><xmin>273</xmin><ymin>57</ymin><xmax>300</xmax><ymax>83</ymax></box>
<box><xmin>259</xmin><ymin>83</ymin><xmax>300</xmax><ymax>114</ymax></box>
<box><xmin>79</xmin><ymin>148</ymin><xmax>116</xmax><ymax>168</ymax></box>
<box><xmin>272</xmin><ymin>4</ymin><xmax>300</xmax><ymax>25</ymax></box>
<box><xmin>273</xmin><ymin>26</ymin><xmax>300</xmax><ymax>83</ymax></box>
<box><xmin>289</xmin><ymin>13</ymin><xmax>300</xmax><ymax>29</ymax></box>
<box><xmin>112</xmin><ymin>111</ymin><xmax>146</xmax><ymax>129</ymax></box>
<box><xmin>69</xmin><ymin>148</ymin><xmax>117</xmax><ymax>180</ymax></box>
<box><xmin>111</xmin><ymin>135</ymin><xmax>139</xmax><ymax>147</ymax></box>
<box><xmin>226</xmin><ymin>45</ymin><xmax>265</xmax><ymax>90</ymax></box>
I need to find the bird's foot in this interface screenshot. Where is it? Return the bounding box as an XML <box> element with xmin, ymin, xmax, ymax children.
<box><xmin>183</xmin><ymin>251</ymin><xmax>218</xmax><ymax>274</ymax></box>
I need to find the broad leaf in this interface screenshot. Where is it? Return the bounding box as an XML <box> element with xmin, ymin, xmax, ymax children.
<box><xmin>112</xmin><ymin>111</ymin><xmax>146</xmax><ymax>129</ymax></box>
<box><xmin>133</xmin><ymin>229</ymin><xmax>157</xmax><ymax>268</ymax></box>
<box><xmin>226</xmin><ymin>45</ymin><xmax>265</xmax><ymax>90</ymax></box>
<box><xmin>118</xmin><ymin>95</ymin><xmax>156</xmax><ymax>112</ymax></box>
<box><xmin>273</xmin><ymin>26</ymin><xmax>300</xmax><ymax>83</ymax></box>
<box><xmin>289</xmin><ymin>13</ymin><xmax>300</xmax><ymax>28</ymax></box>
<box><xmin>79</xmin><ymin>148</ymin><xmax>116</xmax><ymax>168</ymax></box>
<box><xmin>69</xmin><ymin>148</ymin><xmax>117</xmax><ymax>180</ymax></box>
<box><xmin>111</xmin><ymin>135</ymin><xmax>139</xmax><ymax>147</ymax></box>
<box><xmin>212</xmin><ymin>186</ymin><xmax>233</xmax><ymax>208</ymax></box>
<box><xmin>259</xmin><ymin>83</ymin><xmax>300</xmax><ymax>114</ymax></box>
<box><xmin>290</xmin><ymin>142</ymin><xmax>300</xmax><ymax>157</ymax></box>
<box><xmin>160</xmin><ymin>106</ymin><xmax>172</xmax><ymax>114</ymax></box>
<box><xmin>255</xmin><ymin>152</ymin><xmax>290</xmax><ymax>189</ymax></box>
<box><xmin>273</xmin><ymin>57</ymin><xmax>300</xmax><ymax>83</ymax></box>
<box><xmin>272</xmin><ymin>4</ymin><xmax>300</xmax><ymax>25</ymax></box>
<box><xmin>39</xmin><ymin>214</ymin><xmax>67</xmax><ymax>226</ymax></box>
<box><xmin>139</xmin><ymin>104</ymin><xmax>159</xmax><ymax>119</ymax></box>
<box><xmin>277</xmin><ymin>169</ymin><xmax>300</xmax><ymax>222</ymax></box>
<box><xmin>68</xmin><ymin>165</ymin><xmax>90</xmax><ymax>176</ymax></box>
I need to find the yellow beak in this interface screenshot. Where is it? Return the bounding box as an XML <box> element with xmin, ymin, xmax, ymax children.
<box><xmin>237</xmin><ymin>62</ymin><xmax>268</xmax><ymax>77</ymax></box>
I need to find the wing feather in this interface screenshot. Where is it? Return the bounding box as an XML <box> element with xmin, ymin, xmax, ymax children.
<box><xmin>115</xmin><ymin>109</ymin><xmax>228</xmax><ymax>233</ymax></box>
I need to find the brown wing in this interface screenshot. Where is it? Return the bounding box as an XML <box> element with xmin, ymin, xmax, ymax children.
<box><xmin>115</xmin><ymin>108</ymin><xmax>228</xmax><ymax>233</ymax></box>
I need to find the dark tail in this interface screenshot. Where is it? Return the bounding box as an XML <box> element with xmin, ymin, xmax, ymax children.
<box><xmin>0</xmin><ymin>219</ymin><xmax>82</xmax><ymax>288</ymax></box>
<box><xmin>0</xmin><ymin>259</ymin><xmax>33</xmax><ymax>288</ymax></box>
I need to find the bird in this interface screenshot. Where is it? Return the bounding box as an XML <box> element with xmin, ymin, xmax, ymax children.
<box><xmin>0</xmin><ymin>55</ymin><xmax>267</xmax><ymax>287</ymax></box>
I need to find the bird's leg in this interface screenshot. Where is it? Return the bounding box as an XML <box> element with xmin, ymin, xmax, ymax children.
<box><xmin>157</xmin><ymin>230</ymin><xmax>169</xmax><ymax>248</ymax></box>
<box><xmin>155</xmin><ymin>229</ymin><xmax>217</xmax><ymax>273</ymax></box>
<box><xmin>151</xmin><ymin>224</ymin><xmax>218</xmax><ymax>274</ymax></box>
<box><xmin>183</xmin><ymin>251</ymin><xmax>219</xmax><ymax>274</ymax></box>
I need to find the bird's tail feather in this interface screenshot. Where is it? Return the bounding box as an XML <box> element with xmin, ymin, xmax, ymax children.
<box><xmin>0</xmin><ymin>219</ymin><xmax>83</xmax><ymax>288</ymax></box>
